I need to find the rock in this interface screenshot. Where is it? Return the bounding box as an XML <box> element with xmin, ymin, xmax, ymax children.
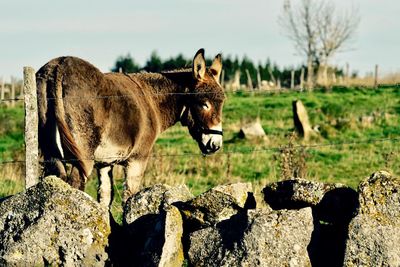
<box><xmin>344</xmin><ymin>171</ymin><xmax>400</xmax><ymax>266</ymax></box>
<box><xmin>263</xmin><ymin>178</ymin><xmax>359</xmax><ymax>266</ymax></box>
<box><xmin>158</xmin><ymin>206</ymin><xmax>184</xmax><ymax>267</ymax></box>
<box><xmin>238</xmin><ymin>120</ymin><xmax>267</xmax><ymax>140</ymax></box>
<box><xmin>263</xmin><ymin>178</ymin><xmax>347</xmax><ymax>209</ymax></box>
<box><xmin>0</xmin><ymin>176</ymin><xmax>110</xmax><ymax>266</ymax></box>
<box><xmin>178</xmin><ymin>182</ymin><xmax>256</xmax><ymax>230</ymax></box>
<box><xmin>212</xmin><ymin>182</ymin><xmax>254</xmax><ymax>208</ymax></box>
<box><xmin>359</xmin><ymin>115</ymin><xmax>374</xmax><ymax>128</ymax></box>
<box><xmin>122</xmin><ymin>184</ymin><xmax>193</xmax><ymax>267</ymax></box>
<box><xmin>188</xmin><ymin>208</ymin><xmax>313</xmax><ymax>267</ymax></box>
<box><xmin>292</xmin><ymin>100</ymin><xmax>315</xmax><ymax>141</ymax></box>
<box><xmin>124</xmin><ymin>184</ymin><xmax>193</xmax><ymax>225</ymax></box>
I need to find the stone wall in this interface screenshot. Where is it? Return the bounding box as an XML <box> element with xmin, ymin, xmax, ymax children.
<box><xmin>0</xmin><ymin>171</ymin><xmax>399</xmax><ymax>266</ymax></box>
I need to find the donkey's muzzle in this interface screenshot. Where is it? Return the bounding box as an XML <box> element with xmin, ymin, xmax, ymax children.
<box><xmin>205</xmin><ymin>138</ymin><xmax>221</xmax><ymax>153</ymax></box>
<box><xmin>199</xmin><ymin>130</ymin><xmax>223</xmax><ymax>155</ymax></box>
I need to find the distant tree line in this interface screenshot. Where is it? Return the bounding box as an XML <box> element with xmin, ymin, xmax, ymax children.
<box><xmin>111</xmin><ymin>51</ymin><xmax>343</xmax><ymax>87</ymax></box>
<box><xmin>112</xmin><ymin>51</ymin><xmax>344</xmax><ymax>88</ymax></box>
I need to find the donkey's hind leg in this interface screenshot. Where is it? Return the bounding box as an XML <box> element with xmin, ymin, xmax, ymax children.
<box><xmin>97</xmin><ymin>166</ymin><xmax>114</xmax><ymax>208</ymax></box>
<box><xmin>43</xmin><ymin>158</ymin><xmax>67</xmax><ymax>180</ymax></box>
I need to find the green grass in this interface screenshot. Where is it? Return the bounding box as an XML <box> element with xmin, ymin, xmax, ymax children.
<box><xmin>1</xmin><ymin>86</ymin><xmax>400</xmax><ymax>219</ymax></box>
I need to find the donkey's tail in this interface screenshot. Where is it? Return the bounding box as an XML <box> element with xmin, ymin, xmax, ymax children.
<box><xmin>53</xmin><ymin>69</ymin><xmax>89</xmax><ymax>179</ymax></box>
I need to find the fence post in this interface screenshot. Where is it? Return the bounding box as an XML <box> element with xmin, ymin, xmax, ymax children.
<box><xmin>374</xmin><ymin>64</ymin><xmax>379</xmax><ymax>88</ymax></box>
<box><xmin>345</xmin><ymin>62</ymin><xmax>350</xmax><ymax>87</ymax></box>
<box><xmin>290</xmin><ymin>69</ymin><xmax>295</xmax><ymax>89</ymax></box>
<box><xmin>11</xmin><ymin>76</ymin><xmax>15</xmax><ymax>107</ymax></box>
<box><xmin>0</xmin><ymin>77</ymin><xmax>4</xmax><ymax>101</ymax></box>
<box><xmin>300</xmin><ymin>68</ymin><xmax>304</xmax><ymax>90</ymax></box>
<box><xmin>245</xmin><ymin>69</ymin><xmax>253</xmax><ymax>90</ymax></box>
<box><xmin>23</xmin><ymin>67</ymin><xmax>39</xmax><ymax>189</ymax></box>
<box><xmin>256</xmin><ymin>68</ymin><xmax>261</xmax><ymax>90</ymax></box>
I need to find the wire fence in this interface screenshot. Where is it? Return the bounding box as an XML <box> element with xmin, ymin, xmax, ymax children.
<box><xmin>0</xmin><ymin>136</ymin><xmax>399</xmax><ymax>166</ymax></box>
<box><xmin>2</xmin><ymin>83</ymin><xmax>398</xmax><ymax>104</ymax></box>
<box><xmin>0</xmin><ymin>86</ymin><xmax>355</xmax><ymax>103</ymax></box>
<box><xmin>1</xmin><ymin>82</ymin><xmax>399</xmax><ymax>188</ymax></box>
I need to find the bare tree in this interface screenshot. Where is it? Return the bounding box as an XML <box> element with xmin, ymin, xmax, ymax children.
<box><xmin>279</xmin><ymin>0</ymin><xmax>322</xmax><ymax>89</ymax></box>
<box><xmin>279</xmin><ymin>0</ymin><xmax>360</xmax><ymax>88</ymax></box>
<box><xmin>316</xmin><ymin>2</ymin><xmax>360</xmax><ymax>85</ymax></box>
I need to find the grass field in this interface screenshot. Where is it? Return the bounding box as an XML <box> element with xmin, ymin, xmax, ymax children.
<box><xmin>1</xmin><ymin>86</ymin><xmax>399</xmax><ymax>220</ymax></box>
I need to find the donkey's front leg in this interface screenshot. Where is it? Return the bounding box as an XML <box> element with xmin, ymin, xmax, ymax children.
<box><xmin>97</xmin><ymin>165</ymin><xmax>114</xmax><ymax>208</ymax></box>
<box><xmin>123</xmin><ymin>158</ymin><xmax>149</xmax><ymax>203</ymax></box>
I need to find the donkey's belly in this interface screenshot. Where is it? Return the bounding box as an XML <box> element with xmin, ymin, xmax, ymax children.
<box><xmin>94</xmin><ymin>138</ymin><xmax>131</xmax><ymax>164</ymax></box>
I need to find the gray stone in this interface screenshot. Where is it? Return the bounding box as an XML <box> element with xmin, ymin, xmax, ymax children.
<box><xmin>293</xmin><ymin>100</ymin><xmax>315</xmax><ymax>141</ymax></box>
<box><xmin>0</xmin><ymin>176</ymin><xmax>110</xmax><ymax>266</ymax></box>
<box><xmin>263</xmin><ymin>178</ymin><xmax>347</xmax><ymax>208</ymax></box>
<box><xmin>359</xmin><ymin>115</ymin><xmax>374</xmax><ymax>128</ymax></box>
<box><xmin>178</xmin><ymin>182</ymin><xmax>256</xmax><ymax>229</ymax></box>
<box><xmin>124</xmin><ymin>184</ymin><xmax>193</xmax><ymax>225</ymax></box>
<box><xmin>122</xmin><ymin>184</ymin><xmax>193</xmax><ymax>267</ymax></box>
<box><xmin>188</xmin><ymin>208</ymin><xmax>313</xmax><ymax>267</ymax></box>
<box><xmin>238</xmin><ymin>120</ymin><xmax>268</xmax><ymax>140</ymax></box>
<box><xmin>158</xmin><ymin>206</ymin><xmax>184</xmax><ymax>267</ymax></box>
<box><xmin>212</xmin><ymin>182</ymin><xmax>254</xmax><ymax>208</ymax></box>
<box><xmin>263</xmin><ymin>178</ymin><xmax>359</xmax><ymax>266</ymax></box>
<box><xmin>344</xmin><ymin>171</ymin><xmax>400</xmax><ymax>266</ymax></box>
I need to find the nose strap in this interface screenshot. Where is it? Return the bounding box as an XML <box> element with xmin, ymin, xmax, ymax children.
<box><xmin>201</xmin><ymin>128</ymin><xmax>223</xmax><ymax>136</ymax></box>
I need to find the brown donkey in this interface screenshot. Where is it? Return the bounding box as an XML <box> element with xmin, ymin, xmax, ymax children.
<box><xmin>36</xmin><ymin>49</ymin><xmax>225</xmax><ymax>207</ymax></box>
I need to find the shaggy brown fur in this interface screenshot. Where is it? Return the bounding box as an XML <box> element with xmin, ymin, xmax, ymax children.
<box><xmin>36</xmin><ymin>49</ymin><xmax>225</xmax><ymax>205</ymax></box>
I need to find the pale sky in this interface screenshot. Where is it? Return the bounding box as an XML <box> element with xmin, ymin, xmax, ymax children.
<box><xmin>0</xmin><ymin>0</ymin><xmax>399</xmax><ymax>79</ymax></box>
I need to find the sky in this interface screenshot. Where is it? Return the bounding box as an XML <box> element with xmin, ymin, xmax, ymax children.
<box><xmin>0</xmin><ymin>0</ymin><xmax>399</xmax><ymax>80</ymax></box>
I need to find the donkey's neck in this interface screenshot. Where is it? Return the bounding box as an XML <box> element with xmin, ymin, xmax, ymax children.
<box><xmin>131</xmin><ymin>70</ymin><xmax>193</xmax><ymax>132</ymax></box>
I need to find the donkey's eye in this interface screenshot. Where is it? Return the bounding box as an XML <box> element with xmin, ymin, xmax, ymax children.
<box><xmin>202</xmin><ymin>102</ymin><xmax>210</xmax><ymax>110</ymax></box>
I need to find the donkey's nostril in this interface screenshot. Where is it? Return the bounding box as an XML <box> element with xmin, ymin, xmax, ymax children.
<box><xmin>202</xmin><ymin>137</ymin><xmax>222</xmax><ymax>154</ymax></box>
<box><xmin>210</xmin><ymin>141</ymin><xmax>220</xmax><ymax>152</ymax></box>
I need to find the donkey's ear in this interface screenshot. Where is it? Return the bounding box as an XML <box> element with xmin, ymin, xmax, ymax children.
<box><xmin>210</xmin><ymin>54</ymin><xmax>222</xmax><ymax>83</ymax></box>
<box><xmin>193</xmin><ymin>48</ymin><xmax>206</xmax><ymax>80</ymax></box>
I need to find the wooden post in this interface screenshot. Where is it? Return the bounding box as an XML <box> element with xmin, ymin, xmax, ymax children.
<box><xmin>23</xmin><ymin>67</ymin><xmax>39</xmax><ymax>189</ymax></box>
<box><xmin>332</xmin><ymin>72</ymin><xmax>337</xmax><ymax>85</ymax></box>
<box><xmin>323</xmin><ymin>64</ymin><xmax>328</xmax><ymax>86</ymax></box>
<box><xmin>0</xmin><ymin>77</ymin><xmax>4</xmax><ymax>101</ymax></box>
<box><xmin>306</xmin><ymin>58</ymin><xmax>314</xmax><ymax>90</ymax></box>
<box><xmin>232</xmin><ymin>70</ymin><xmax>241</xmax><ymax>91</ymax></box>
<box><xmin>268</xmin><ymin>67</ymin><xmax>276</xmax><ymax>85</ymax></box>
<box><xmin>345</xmin><ymin>62</ymin><xmax>350</xmax><ymax>86</ymax></box>
<box><xmin>256</xmin><ymin>68</ymin><xmax>261</xmax><ymax>90</ymax></box>
<box><xmin>374</xmin><ymin>64</ymin><xmax>379</xmax><ymax>88</ymax></box>
<box><xmin>290</xmin><ymin>69</ymin><xmax>295</xmax><ymax>89</ymax></box>
<box><xmin>11</xmin><ymin>77</ymin><xmax>15</xmax><ymax>107</ymax></box>
<box><xmin>300</xmin><ymin>68</ymin><xmax>305</xmax><ymax>90</ymax></box>
<box><xmin>245</xmin><ymin>69</ymin><xmax>253</xmax><ymax>90</ymax></box>
<box><xmin>338</xmin><ymin>75</ymin><xmax>343</xmax><ymax>85</ymax></box>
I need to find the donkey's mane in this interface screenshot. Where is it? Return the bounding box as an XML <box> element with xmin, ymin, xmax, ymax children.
<box><xmin>125</xmin><ymin>67</ymin><xmax>224</xmax><ymax>101</ymax></box>
<box><xmin>161</xmin><ymin>68</ymin><xmax>192</xmax><ymax>74</ymax></box>
<box><xmin>127</xmin><ymin>72</ymin><xmax>187</xmax><ymax>95</ymax></box>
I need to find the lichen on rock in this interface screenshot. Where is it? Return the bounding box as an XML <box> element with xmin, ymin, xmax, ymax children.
<box><xmin>0</xmin><ymin>176</ymin><xmax>110</xmax><ymax>266</ymax></box>
<box><xmin>344</xmin><ymin>171</ymin><xmax>400</xmax><ymax>266</ymax></box>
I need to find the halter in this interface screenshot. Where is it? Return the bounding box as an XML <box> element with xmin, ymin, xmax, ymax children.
<box><xmin>200</xmin><ymin>127</ymin><xmax>223</xmax><ymax>136</ymax></box>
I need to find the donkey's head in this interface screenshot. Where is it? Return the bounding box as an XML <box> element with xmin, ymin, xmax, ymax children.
<box><xmin>181</xmin><ymin>49</ymin><xmax>225</xmax><ymax>155</ymax></box>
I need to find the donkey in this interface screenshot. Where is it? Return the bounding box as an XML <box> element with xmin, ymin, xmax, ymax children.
<box><xmin>36</xmin><ymin>49</ymin><xmax>225</xmax><ymax>207</ymax></box>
